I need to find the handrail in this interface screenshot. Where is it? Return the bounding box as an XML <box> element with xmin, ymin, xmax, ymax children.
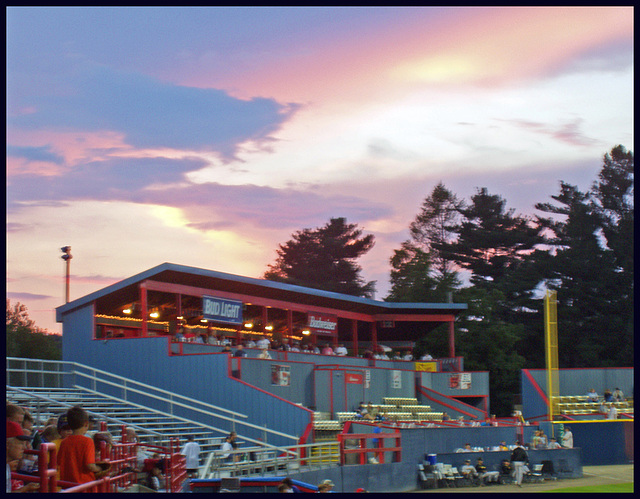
<box><xmin>7</xmin><ymin>357</ymin><xmax>300</xmax><ymax>444</ymax></box>
<box><xmin>70</xmin><ymin>359</ymin><xmax>248</xmax><ymax>419</ymax></box>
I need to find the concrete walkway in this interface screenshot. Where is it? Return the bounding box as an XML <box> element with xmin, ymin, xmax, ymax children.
<box><xmin>412</xmin><ymin>464</ymin><xmax>634</xmax><ymax>493</ymax></box>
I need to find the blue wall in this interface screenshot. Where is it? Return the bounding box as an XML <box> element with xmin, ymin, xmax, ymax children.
<box><xmin>61</xmin><ymin>306</ymin><xmax>312</xmax><ymax>447</ymax></box>
<box><xmin>521</xmin><ymin>368</ymin><xmax>634</xmax><ymax>420</ymax></box>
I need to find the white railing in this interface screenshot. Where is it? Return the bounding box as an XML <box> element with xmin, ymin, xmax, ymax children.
<box><xmin>6</xmin><ymin>357</ymin><xmax>300</xmax><ymax>446</ymax></box>
<box><xmin>200</xmin><ymin>441</ymin><xmax>340</xmax><ymax>479</ymax></box>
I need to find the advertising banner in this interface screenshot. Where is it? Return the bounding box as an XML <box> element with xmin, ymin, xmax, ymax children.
<box><xmin>345</xmin><ymin>373</ymin><xmax>363</xmax><ymax>385</ymax></box>
<box><xmin>271</xmin><ymin>365</ymin><xmax>291</xmax><ymax>386</ymax></box>
<box><xmin>202</xmin><ymin>295</ymin><xmax>243</xmax><ymax>325</ymax></box>
<box><xmin>308</xmin><ymin>313</ymin><xmax>338</xmax><ymax>335</ymax></box>
<box><xmin>415</xmin><ymin>362</ymin><xmax>438</xmax><ymax>372</ymax></box>
<box><xmin>392</xmin><ymin>370</ymin><xmax>402</xmax><ymax>389</ymax></box>
<box><xmin>449</xmin><ymin>372</ymin><xmax>471</xmax><ymax>389</ymax></box>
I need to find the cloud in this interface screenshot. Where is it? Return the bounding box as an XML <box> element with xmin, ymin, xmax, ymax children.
<box><xmin>500</xmin><ymin>118</ymin><xmax>599</xmax><ymax>147</ymax></box>
<box><xmin>7</xmin><ymin>145</ymin><xmax>65</xmax><ymax>164</ymax></box>
<box><xmin>7</xmin><ymin>291</ymin><xmax>52</xmax><ymax>301</ymax></box>
<box><xmin>8</xmin><ymin>63</ymin><xmax>299</xmax><ymax>159</ymax></box>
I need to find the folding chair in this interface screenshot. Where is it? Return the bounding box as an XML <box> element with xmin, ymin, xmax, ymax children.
<box><xmin>525</xmin><ymin>464</ymin><xmax>545</xmax><ymax>483</ymax></box>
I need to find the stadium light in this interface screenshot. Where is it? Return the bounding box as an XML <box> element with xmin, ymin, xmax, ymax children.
<box><xmin>61</xmin><ymin>246</ymin><xmax>72</xmax><ymax>303</ymax></box>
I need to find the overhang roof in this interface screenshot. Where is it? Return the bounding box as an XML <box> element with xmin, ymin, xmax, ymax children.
<box><xmin>56</xmin><ymin>262</ymin><xmax>466</xmax><ymax>322</ymax></box>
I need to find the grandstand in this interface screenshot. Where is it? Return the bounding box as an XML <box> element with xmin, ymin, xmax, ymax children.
<box><xmin>7</xmin><ymin>263</ymin><xmax>632</xmax><ymax>493</ymax></box>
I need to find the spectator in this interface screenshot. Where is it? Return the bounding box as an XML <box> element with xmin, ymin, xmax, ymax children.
<box><xmin>93</xmin><ymin>432</ymin><xmax>113</xmax><ymax>473</ymax></box>
<box><xmin>194</xmin><ymin>333</ymin><xmax>204</xmax><ymax>344</ymax></box>
<box><xmin>319</xmin><ymin>479</ymin><xmax>334</xmax><ymax>492</ymax></box>
<box><xmin>498</xmin><ymin>440</ymin><xmax>509</xmax><ymax>451</ymax></box>
<box><xmin>321</xmin><ymin>343</ymin><xmax>334</xmax><ymax>355</ymax></box>
<box><xmin>207</xmin><ymin>332</ymin><xmax>219</xmax><ymax>345</ymax></box>
<box><xmin>245</xmin><ymin>338</ymin><xmax>256</xmax><ymax>348</ymax></box>
<box><xmin>222</xmin><ymin>344</ymin><xmax>232</xmax><ymax>354</ymax></box>
<box><xmin>180</xmin><ymin>435</ymin><xmax>201</xmax><ymax>478</ymax></box>
<box><xmin>278</xmin><ymin>482</ymin><xmax>292</xmax><ymax>492</ymax></box>
<box><xmin>586</xmin><ymin>388</ymin><xmax>599</xmax><ymax>402</ymax></box>
<box><xmin>476</xmin><ymin>457</ymin><xmax>499</xmax><ymax>484</ymax></box>
<box><xmin>256</xmin><ymin>336</ymin><xmax>270</xmax><ymax>350</ymax></box>
<box><xmin>175</xmin><ymin>326</ymin><xmax>185</xmax><ymax>342</ymax></box>
<box><xmin>311</xmin><ymin>344</ymin><xmax>321</xmax><ymax>354</ymax></box>
<box><xmin>420</xmin><ymin>352</ymin><xmax>433</xmax><ymax>361</ymax></box>
<box><xmin>561</xmin><ymin>426</ymin><xmax>573</xmax><ymax>448</ymax></box>
<box><xmin>547</xmin><ymin>437</ymin><xmax>561</xmax><ymax>449</ymax></box>
<box><xmin>221</xmin><ymin>432</ymin><xmax>239</xmax><ymax>463</ymax></box>
<box><xmin>290</xmin><ymin>342</ymin><xmax>301</xmax><ymax>352</ymax></box>
<box><xmin>463</xmin><ymin>443</ymin><xmax>473</xmax><ymax>452</ymax></box>
<box><xmin>278</xmin><ymin>338</ymin><xmax>291</xmax><ymax>351</ymax></box>
<box><xmin>362</xmin><ymin>348</ymin><xmax>373</xmax><ymax>359</ymax></box>
<box><xmin>369</xmin><ymin>422</ymin><xmax>383</xmax><ymax>464</ymax></box>
<box><xmin>219</xmin><ymin>335</ymin><xmax>231</xmax><ymax>346</ymax></box>
<box><xmin>510</xmin><ymin>441</ymin><xmax>530</xmax><ymax>487</ymax></box>
<box><xmin>40</xmin><ymin>425</ymin><xmax>61</xmax><ymax>449</ymax></box>
<box><xmin>233</xmin><ymin>344</ymin><xmax>247</xmax><ymax>357</ymax></box>
<box><xmin>335</xmin><ymin>344</ymin><xmax>348</xmax><ymax>356</ymax></box>
<box><xmin>6</xmin><ymin>420</ymin><xmax>39</xmax><ymax>493</ymax></box>
<box><xmin>460</xmin><ymin>459</ymin><xmax>477</xmax><ymax>480</ymax></box>
<box><xmin>53</xmin><ymin>413</ymin><xmax>72</xmax><ymax>451</ymax></box>
<box><xmin>280</xmin><ymin>477</ymin><xmax>301</xmax><ymax>493</ymax></box>
<box><xmin>612</xmin><ymin>387</ymin><xmax>624</xmax><ymax>402</ymax></box>
<box><xmin>603</xmin><ymin>389</ymin><xmax>613</xmax><ymax>402</ymax></box>
<box><xmin>183</xmin><ymin>328</ymin><xmax>196</xmax><ymax>342</ymax></box>
<box><xmin>403</xmin><ymin>351</ymin><xmax>413</xmax><ymax>361</ymax></box>
<box><xmin>146</xmin><ymin>461</ymin><xmax>165</xmax><ymax>492</ymax></box>
<box><xmin>607</xmin><ymin>403</ymin><xmax>618</xmax><ymax>420</ymax></box>
<box><xmin>441</xmin><ymin>412</ymin><xmax>451</xmax><ymax>422</ymax></box>
<box><xmin>258</xmin><ymin>348</ymin><xmax>272</xmax><ymax>360</ymax></box>
<box><xmin>6</xmin><ymin>404</ymin><xmax>25</xmax><ymax>425</ymax></box>
<box><xmin>57</xmin><ymin>406</ymin><xmax>110</xmax><ymax>484</ymax></box>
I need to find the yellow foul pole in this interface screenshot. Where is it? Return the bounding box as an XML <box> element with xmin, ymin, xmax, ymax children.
<box><xmin>544</xmin><ymin>290</ymin><xmax>559</xmax><ymax>423</ymax></box>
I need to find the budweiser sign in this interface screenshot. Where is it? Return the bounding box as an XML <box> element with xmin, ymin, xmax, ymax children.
<box><xmin>308</xmin><ymin>313</ymin><xmax>337</xmax><ymax>335</ymax></box>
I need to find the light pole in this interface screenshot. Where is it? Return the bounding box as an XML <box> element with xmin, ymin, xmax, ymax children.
<box><xmin>61</xmin><ymin>246</ymin><xmax>72</xmax><ymax>303</ymax></box>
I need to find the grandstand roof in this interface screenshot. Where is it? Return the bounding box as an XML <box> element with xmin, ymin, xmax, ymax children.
<box><xmin>57</xmin><ymin>262</ymin><xmax>466</xmax><ymax>320</ymax></box>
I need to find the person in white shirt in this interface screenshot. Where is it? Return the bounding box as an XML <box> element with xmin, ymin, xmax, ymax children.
<box><xmin>403</xmin><ymin>352</ymin><xmax>413</xmax><ymax>361</ymax></box>
<box><xmin>421</xmin><ymin>353</ymin><xmax>433</xmax><ymax>361</ymax></box>
<box><xmin>245</xmin><ymin>338</ymin><xmax>256</xmax><ymax>348</ymax></box>
<box><xmin>256</xmin><ymin>336</ymin><xmax>270</xmax><ymax>350</ymax></box>
<box><xmin>180</xmin><ymin>435</ymin><xmax>201</xmax><ymax>478</ymax></box>
<box><xmin>258</xmin><ymin>348</ymin><xmax>272</xmax><ymax>359</ymax></box>
<box><xmin>561</xmin><ymin>427</ymin><xmax>573</xmax><ymax>448</ymax></box>
<box><xmin>607</xmin><ymin>403</ymin><xmax>618</xmax><ymax>420</ymax></box>
<box><xmin>335</xmin><ymin>344</ymin><xmax>348</xmax><ymax>356</ymax></box>
<box><xmin>547</xmin><ymin>437</ymin><xmax>561</xmax><ymax>449</ymax></box>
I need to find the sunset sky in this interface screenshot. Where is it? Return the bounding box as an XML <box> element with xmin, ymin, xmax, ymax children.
<box><xmin>6</xmin><ymin>7</ymin><xmax>633</xmax><ymax>334</ymax></box>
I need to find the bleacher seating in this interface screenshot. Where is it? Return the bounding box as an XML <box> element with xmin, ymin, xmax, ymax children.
<box><xmin>555</xmin><ymin>395</ymin><xmax>633</xmax><ymax>416</ymax></box>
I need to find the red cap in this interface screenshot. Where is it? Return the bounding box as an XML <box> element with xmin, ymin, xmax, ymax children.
<box><xmin>6</xmin><ymin>420</ymin><xmax>31</xmax><ymax>440</ymax></box>
<box><xmin>356</xmin><ymin>488</ymin><xmax>367</xmax><ymax>493</ymax></box>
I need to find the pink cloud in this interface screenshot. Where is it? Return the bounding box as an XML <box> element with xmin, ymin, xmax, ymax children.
<box><xmin>184</xmin><ymin>7</ymin><xmax>632</xmax><ymax>103</ymax></box>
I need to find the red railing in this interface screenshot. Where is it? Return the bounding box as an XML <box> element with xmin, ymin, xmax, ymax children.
<box><xmin>12</xmin><ymin>425</ymin><xmax>186</xmax><ymax>493</ymax></box>
<box><xmin>337</xmin><ymin>423</ymin><xmax>401</xmax><ymax>465</ymax></box>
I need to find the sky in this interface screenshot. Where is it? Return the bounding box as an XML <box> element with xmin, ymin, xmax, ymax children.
<box><xmin>6</xmin><ymin>7</ymin><xmax>634</xmax><ymax>334</ymax></box>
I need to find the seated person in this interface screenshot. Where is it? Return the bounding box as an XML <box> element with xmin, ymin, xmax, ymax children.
<box><xmin>499</xmin><ymin>459</ymin><xmax>512</xmax><ymax>483</ymax></box>
<box><xmin>612</xmin><ymin>387</ymin><xmax>624</xmax><ymax>401</ymax></box>
<box><xmin>476</xmin><ymin>457</ymin><xmax>499</xmax><ymax>483</ymax></box>
<box><xmin>258</xmin><ymin>348</ymin><xmax>272</xmax><ymax>359</ymax></box>
<box><xmin>547</xmin><ymin>437</ymin><xmax>561</xmax><ymax>449</ymax></box>
<box><xmin>460</xmin><ymin>459</ymin><xmax>478</xmax><ymax>479</ymax></box>
<box><xmin>586</xmin><ymin>388</ymin><xmax>599</xmax><ymax>402</ymax></box>
<box><xmin>603</xmin><ymin>389</ymin><xmax>613</xmax><ymax>402</ymax></box>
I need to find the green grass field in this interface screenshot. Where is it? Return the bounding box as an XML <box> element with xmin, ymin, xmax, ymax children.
<box><xmin>543</xmin><ymin>482</ymin><xmax>633</xmax><ymax>493</ymax></box>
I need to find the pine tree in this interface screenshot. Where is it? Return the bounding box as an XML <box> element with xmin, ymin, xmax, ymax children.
<box><xmin>264</xmin><ymin>217</ymin><xmax>376</xmax><ymax>297</ymax></box>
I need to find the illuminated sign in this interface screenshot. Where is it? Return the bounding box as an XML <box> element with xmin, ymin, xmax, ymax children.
<box><xmin>308</xmin><ymin>313</ymin><xmax>337</xmax><ymax>335</ymax></box>
<box><xmin>202</xmin><ymin>296</ymin><xmax>243</xmax><ymax>325</ymax></box>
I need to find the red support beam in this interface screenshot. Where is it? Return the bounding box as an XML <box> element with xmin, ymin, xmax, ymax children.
<box><xmin>140</xmin><ymin>283</ymin><xmax>147</xmax><ymax>337</ymax></box>
<box><xmin>448</xmin><ymin>320</ymin><xmax>455</xmax><ymax>358</ymax></box>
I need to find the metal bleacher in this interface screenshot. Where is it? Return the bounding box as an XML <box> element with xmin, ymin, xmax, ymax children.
<box><xmin>6</xmin><ymin>386</ymin><xmax>224</xmax><ymax>456</ymax></box>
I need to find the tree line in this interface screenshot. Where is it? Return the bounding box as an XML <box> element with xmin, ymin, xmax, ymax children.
<box><xmin>264</xmin><ymin>145</ymin><xmax>633</xmax><ymax>415</ymax></box>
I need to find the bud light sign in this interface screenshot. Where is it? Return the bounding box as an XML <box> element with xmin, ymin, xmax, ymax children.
<box><xmin>202</xmin><ymin>296</ymin><xmax>243</xmax><ymax>325</ymax></box>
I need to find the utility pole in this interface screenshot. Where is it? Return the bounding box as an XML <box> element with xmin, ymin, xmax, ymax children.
<box><xmin>61</xmin><ymin>246</ymin><xmax>72</xmax><ymax>303</ymax></box>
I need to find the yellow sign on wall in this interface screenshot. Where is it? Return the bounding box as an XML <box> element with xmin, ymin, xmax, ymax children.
<box><xmin>415</xmin><ymin>362</ymin><xmax>437</xmax><ymax>372</ymax></box>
